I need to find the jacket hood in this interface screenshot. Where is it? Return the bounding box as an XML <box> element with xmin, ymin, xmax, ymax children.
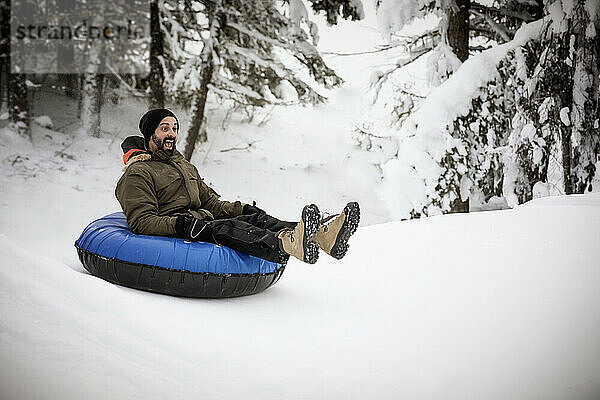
<box><xmin>121</xmin><ymin>135</ymin><xmax>150</xmax><ymax>170</ymax></box>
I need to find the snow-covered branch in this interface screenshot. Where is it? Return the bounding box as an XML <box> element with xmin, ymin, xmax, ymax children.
<box><xmin>470</xmin><ymin>2</ymin><xmax>538</xmax><ymax>22</ymax></box>
<box><xmin>369</xmin><ymin>46</ymin><xmax>432</xmax><ymax>104</ymax></box>
<box><xmin>471</xmin><ymin>9</ymin><xmax>512</xmax><ymax>42</ymax></box>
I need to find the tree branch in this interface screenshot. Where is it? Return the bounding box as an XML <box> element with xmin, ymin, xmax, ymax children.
<box><xmin>370</xmin><ymin>46</ymin><xmax>432</xmax><ymax>104</ymax></box>
<box><xmin>470</xmin><ymin>2</ymin><xmax>536</xmax><ymax>22</ymax></box>
<box><xmin>471</xmin><ymin>9</ymin><xmax>511</xmax><ymax>42</ymax></box>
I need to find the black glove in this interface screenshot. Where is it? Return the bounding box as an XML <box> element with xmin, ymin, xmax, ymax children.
<box><xmin>243</xmin><ymin>201</ymin><xmax>266</xmax><ymax>216</ymax></box>
<box><xmin>175</xmin><ymin>215</ymin><xmax>209</xmax><ymax>241</ymax></box>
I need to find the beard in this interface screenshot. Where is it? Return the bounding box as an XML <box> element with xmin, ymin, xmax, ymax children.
<box><xmin>151</xmin><ymin>134</ymin><xmax>176</xmax><ymax>154</ymax></box>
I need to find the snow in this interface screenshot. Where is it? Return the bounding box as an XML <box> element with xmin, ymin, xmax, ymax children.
<box><xmin>560</xmin><ymin>106</ymin><xmax>571</xmax><ymax>126</ymax></box>
<box><xmin>375</xmin><ymin>0</ymin><xmax>432</xmax><ymax>38</ymax></box>
<box><xmin>549</xmin><ymin>0</ymin><xmax>569</xmax><ymax>33</ymax></box>
<box><xmin>289</xmin><ymin>0</ymin><xmax>310</xmax><ymax>26</ymax></box>
<box><xmin>521</xmin><ymin>122</ymin><xmax>537</xmax><ymax>140</ymax></box>
<box><xmin>532</xmin><ymin>146</ymin><xmax>544</xmax><ymax>165</ymax></box>
<box><xmin>562</xmin><ymin>0</ymin><xmax>575</xmax><ymax>17</ymax></box>
<box><xmin>350</xmin><ymin>0</ymin><xmax>365</xmax><ymax>20</ymax></box>
<box><xmin>532</xmin><ymin>181</ymin><xmax>551</xmax><ymax>198</ymax></box>
<box><xmin>273</xmin><ymin>79</ymin><xmax>299</xmax><ymax>101</ymax></box>
<box><xmin>586</xmin><ymin>21</ymin><xmax>596</xmax><ymax>38</ymax></box>
<box><xmin>33</xmin><ymin>115</ymin><xmax>53</xmax><ymax>129</ymax></box>
<box><xmin>288</xmin><ymin>0</ymin><xmax>321</xmax><ymax>45</ymax></box>
<box><xmin>426</xmin><ymin>41</ymin><xmax>463</xmax><ymax>86</ymax></box>
<box><xmin>537</xmin><ymin>96</ymin><xmax>554</xmax><ymax>124</ymax></box>
<box><xmin>586</xmin><ymin>0</ymin><xmax>600</xmax><ymax>20</ymax></box>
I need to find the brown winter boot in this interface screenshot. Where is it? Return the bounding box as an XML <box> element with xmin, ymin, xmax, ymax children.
<box><xmin>278</xmin><ymin>204</ymin><xmax>320</xmax><ymax>264</ymax></box>
<box><xmin>316</xmin><ymin>202</ymin><xmax>360</xmax><ymax>260</ymax></box>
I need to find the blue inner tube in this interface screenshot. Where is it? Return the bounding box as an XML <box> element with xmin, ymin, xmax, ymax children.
<box><xmin>75</xmin><ymin>212</ymin><xmax>286</xmax><ymax>298</ymax></box>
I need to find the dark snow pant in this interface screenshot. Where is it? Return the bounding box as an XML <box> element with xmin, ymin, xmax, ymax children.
<box><xmin>195</xmin><ymin>212</ymin><xmax>297</xmax><ymax>263</ymax></box>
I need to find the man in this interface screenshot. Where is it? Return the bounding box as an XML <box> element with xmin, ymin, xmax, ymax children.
<box><xmin>115</xmin><ymin>108</ymin><xmax>360</xmax><ymax>265</ymax></box>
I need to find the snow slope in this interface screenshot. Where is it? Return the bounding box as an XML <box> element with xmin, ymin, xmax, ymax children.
<box><xmin>1</xmin><ymin>186</ymin><xmax>599</xmax><ymax>399</ymax></box>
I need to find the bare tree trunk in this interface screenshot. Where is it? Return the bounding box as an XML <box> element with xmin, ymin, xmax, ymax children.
<box><xmin>56</xmin><ymin>0</ymin><xmax>78</xmax><ymax>98</ymax></box>
<box><xmin>0</xmin><ymin>0</ymin><xmax>9</xmax><ymax>111</ymax></box>
<box><xmin>149</xmin><ymin>0</ymin><xmax>165</xmax><ymax>108</ymax></box>
<box><xmin>2</xmin><ymin>0</ymin><xmax>30</xmax><ymax>136</ymax></box>
<box><xmin>561</xmin><ymin>126</ymin><xmax>573</xmax><ymax>195</ymax></box>
<box><xmin>57</xmin><ymin>50</ymin><xmax>79</xmax><ymax>98</ymax></box>
<box><xmin>184</xmin><ymin>63</ymin><xmax>213</xmax><ymax>160</ymax></box>
<box><xmin>447</xmin><ymin>0</ymin><xmax>471</xmax><ymax>213</ymax></box>
<box><xmin>183</xmin><ymin>1</ymin><xmax>223</xmax><ymax>161</ymax></box>
<box><xmin>548</xmin><ymin>19</ymin><xmax>576</xmax><ymax>195</ymax></box>
<box><xmin>559</xmin><ymin>87</ymin><xmax>573</xmax><ymax>195</ymax></box>
<box><xmin>78</xmin><ymin>74</ymin><xmax>84</xmax><ymax>116</ymax></box>
<box><xmin>569</xmin><ymin>2</ymin><xmax>599</xmax><ymax>193</ymax></box>
<box><xmin>448</xmin><ymin>0</ymin><xmax>470</xmax><ymax>62</ymax></box>
<box><xmin>449</xmin><ymin>196</ymin><xmax>469</xmax><ymax>213</ymax></box>
<box><xmin>530</xmin><ymin>0</ymin><xmax>544</xmax><ymax>21</ymax></box>
<box><xmin>81</xmin><ymin>75</ymin><xmax>100</xmax><ymax>136</ymax></box>
<box><xmin>80</xmin><ymin>46</ymin><xmax>105</xmax><ymax>137</ymax></box>
<box><xmin>8</xmin><ymin>70</ymin><xmax>30</xmax><ymax>136</ymax></box>
<box><xmin>7</xmin><ymin>55</ymin><xmax>30</xmax><ymax>136</ymax></box>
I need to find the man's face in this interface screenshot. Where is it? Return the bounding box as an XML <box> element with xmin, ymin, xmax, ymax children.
<box><xmin>149</xmin><ymin>116</ymin><xmax>178</xmax><ymax>154</ymax></box>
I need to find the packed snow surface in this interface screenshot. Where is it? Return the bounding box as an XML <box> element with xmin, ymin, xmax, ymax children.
<box><xmin>1</xmin><ymin>183</ymin><xmax>599</xmax><ymax>399</ymax></box>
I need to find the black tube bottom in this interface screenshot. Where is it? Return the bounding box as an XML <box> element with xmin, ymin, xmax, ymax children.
<box><xmin>76</xmin><ymin>247</ymin><xmax>285</xmax><ymax>298</ymax></box>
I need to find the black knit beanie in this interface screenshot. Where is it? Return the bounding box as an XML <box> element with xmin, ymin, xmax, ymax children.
<box><xmin>138</xmin><ymin>108</ymin><xmax>179</xmax><ymax>150</ymax></box>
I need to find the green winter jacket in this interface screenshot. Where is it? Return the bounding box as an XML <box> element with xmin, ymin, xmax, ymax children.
<box><xmin>115</xmin><ymin>148</ymin><xmax>245</xmax><ymax>236</ymax></box>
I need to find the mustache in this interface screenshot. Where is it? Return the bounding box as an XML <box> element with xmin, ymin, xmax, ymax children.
<box><xmin>151</xmin><ymin>135</ymin><xmax>176</xmax><ymax>145</ymax></box>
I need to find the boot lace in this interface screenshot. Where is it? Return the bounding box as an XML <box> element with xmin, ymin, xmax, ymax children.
<box><xmin>319</xmin><ymin>212</ymin><xmax>339</xmax><ymax>232</ymax></box>
<box><xmin>281</xmin><ymin>228</ymin><xmax>295</xmax><ymax>243</ymax></box>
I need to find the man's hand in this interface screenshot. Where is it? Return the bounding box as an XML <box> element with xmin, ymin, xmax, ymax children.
<box><xmin>242</xmin><ymin>201</ymin><xmax>266</xmax><ymax>216</ymax></box>
<box><xmin>175</xmin><ymin>215</ymin><xmax>209</xmax><ymax>241</ymax></box>
<box><xmin>197</xmin><ymin>209</ymin><xmax>214</xmax><ymax>220</ymax></box>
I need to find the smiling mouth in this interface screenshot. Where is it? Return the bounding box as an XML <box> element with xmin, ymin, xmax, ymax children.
<box><xmin>163</xmin><ymin>139</ymin><xmax>175</xmax><ymax>150</ymax></box>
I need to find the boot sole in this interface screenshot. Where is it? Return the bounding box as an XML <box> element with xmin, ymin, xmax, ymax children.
<box><xmin>302</xmin><ymin>204</ymin><xmax>320</xmax><ymax>264</ymax></box>
<box><xmin>330</xmin><ymin>202</ymin><xmax>360</xmax><ymax>260</ymax></box>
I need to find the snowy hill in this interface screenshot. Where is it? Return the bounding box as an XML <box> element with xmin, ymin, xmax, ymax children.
<box><xmin>1</xmin><ymin>191</ymin><xmax>599</xmax><ymax>399</ymax></box>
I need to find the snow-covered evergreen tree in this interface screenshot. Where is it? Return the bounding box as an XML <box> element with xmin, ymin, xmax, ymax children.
<box><xmin>371</xmin><ymin>0</ymin><xmax>544</xmax><ymax>94</ymax></box>
<box><xmin>568</xmin><ymin>0</ymin><xmax>600</xmax><ymax>193</ymax></box>
<box><xmin>306</xmin><ymin>0</ymin><xmax>365</xmax><ymax>25</ymax></box>
<box><xmin>445</xmin><ymin>56</ymin><xmax>517</xmax><ymax>209</ymax></box>
<box><xmin>470</xmin><ymin>0</ymin><xmax>544</xmax><ymax>43</ymax></box>
<box><xmin>3</xmin><ymin>0</ymin><xmax>31</xmax><ymax>137</ymax></box>
<box><xmin>166</xmin><ymin>0</ymin><xmax>356</xmax><ymax>159</ymax></box>
<box><xmin>378</xmin><ymin>17</ymin><xmax>546</xmax><ymax>220</ymax></box>
<box><xmin>378</xmin><ymin>0</ymin><xmax>598</xmax><ymax>219</ymax></box>
<box><xmin>146</xmin><ymin>0</ymin><xmax>204</xmax><ymax>108</ymax></box>
<box><xmin>170</xmin><ymin>0</ymin><xmax>343</xmax><ymax>107</ymax></box>
<box><xmin>0</xmin><ymin>0</ymin><xmax>10</xmax><ymax>110</ymax></box>
<box><xmin>503</xmin><ymin>0</ymin><xmax>600</xmax><ymax>203</ymax></box>
<box><xmin>374</xmin><ymin>0</ymin><xmax>464</xmax><ymax>88</ymax></box>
